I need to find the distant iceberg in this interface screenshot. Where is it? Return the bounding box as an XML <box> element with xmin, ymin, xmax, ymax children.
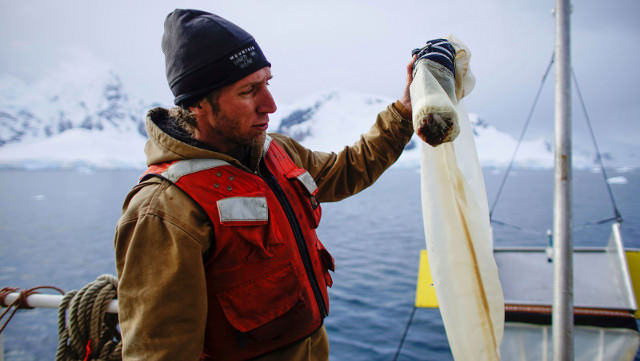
<box><xmin>607</xmin><ymin>176</ymin><xmax>628</xmax><ymax>185</ymax></box>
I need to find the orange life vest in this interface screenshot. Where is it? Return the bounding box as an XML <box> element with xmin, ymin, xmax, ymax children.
<box><xmin>143</xmin><ymin>136</ymin><xmax>334</xmax><ymax>360</ymax></box>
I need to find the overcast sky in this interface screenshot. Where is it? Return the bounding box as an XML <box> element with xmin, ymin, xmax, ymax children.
<box><xmin>1</xmin><ymin>0</ymin><xmax>639</xmax><ymax>156</ymax></box>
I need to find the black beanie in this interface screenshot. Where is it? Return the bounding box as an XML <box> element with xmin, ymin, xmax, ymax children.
<box><xmin>162</xmin><ymin>9</ymin><xmax>271</xmax><ymax>106</ymax></box>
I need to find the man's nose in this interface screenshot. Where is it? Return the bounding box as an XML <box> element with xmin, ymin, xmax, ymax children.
<box><xmin>257</xmin><ymin>87</ymin><xmax>277</xmax><ymax>114</ymax></box>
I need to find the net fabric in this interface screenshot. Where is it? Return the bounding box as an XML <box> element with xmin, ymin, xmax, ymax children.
<box><xmin>502</xmin><ymin>323</ymin><xmax>640</xmax><ymax>361</ymax></box>
<box><xmin>412</xmin><ymin>36</ymin><xmax>504</xmax><ymax>360</ymax></box>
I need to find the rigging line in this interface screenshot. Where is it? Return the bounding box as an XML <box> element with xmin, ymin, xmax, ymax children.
<box><xmin>490</xmin><ymin>218</ymin><xmax>524</xmax><ymax>230</ymax></box>
<box><xmin>573</xmin><ymin>216</ymin><xmax>619</xmax><ymax>233</ymax></box>
<box><xmin>489</xmin><ymin>53</ymin><xmax>555</xmax><ymax>221</ymax></box>
<box><xmin>490</xmin><ymin>219</ymin><xmax>549</xmax><ymax>236</ymax></box>
<box><xmin>581</xmin><ymin>216</ymin><xmax>619</xmax><ymax>227</ymax></box>
<box><xmin>571</xmin><ymin>69</ymin><xmax>623</xmax><ymax>223</ymax></box>
<box><xmin>590</xmin><ymin>216</ymin><xmax>619</xmax><ymax>225</ymax></box>
<box><xmin>392</xmin><ymin>306</ymin><xmax>417</xmax><ymax>361</ymax></box>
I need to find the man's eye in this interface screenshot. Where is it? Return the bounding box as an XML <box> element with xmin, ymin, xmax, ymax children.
<box><xmin>240</xmin><ymin>86</ymin><xmax>254</xmax><ymax>95</ymax></box>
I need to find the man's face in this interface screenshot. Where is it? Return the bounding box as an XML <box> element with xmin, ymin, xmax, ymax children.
<box><xmin>193</xmin><ymin>67</ymin><xmax>276</xmax><ymax>153</ymax></box>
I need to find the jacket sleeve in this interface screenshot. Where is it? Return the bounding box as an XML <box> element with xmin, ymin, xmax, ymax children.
<box><xmin>271</xmin><ymin>101</ymin><xmax>413</xmax><ymax>202</ymax></box>
<box><xmin>114</xmin><ymin>179</ymin><xmax>212</xmax><ymax>361</ymax></box>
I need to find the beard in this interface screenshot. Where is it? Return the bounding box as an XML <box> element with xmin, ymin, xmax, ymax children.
<box><xmin>205</xmin><ymin>109</ymin><xmax>268</xmax><ymax>165</ymax></box>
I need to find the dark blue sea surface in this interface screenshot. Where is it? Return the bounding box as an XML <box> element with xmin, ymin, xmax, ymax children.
<box><xmin>0</xmin><ymin>167</ymin><xmax>638</xmax><ymax>360</ymax></box>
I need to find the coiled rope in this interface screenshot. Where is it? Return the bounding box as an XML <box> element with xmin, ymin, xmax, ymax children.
<box><xmin>55</xmin><ymin>274</ymin><xmax>121</xmax><ymax>361</ymax></box>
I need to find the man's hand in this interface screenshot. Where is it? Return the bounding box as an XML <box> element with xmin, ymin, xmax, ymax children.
<box><xmin>399</xmin><ymin>54</ymin><xmax>417</xmax><ymax>114</ymax></box>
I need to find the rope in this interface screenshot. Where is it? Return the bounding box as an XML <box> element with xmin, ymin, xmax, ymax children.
<box><xmin>1</xmin><ymin>285</ymin><xmax>65</xmax><ymax>334</ymax></box>
<box><xmin>571</xmin><ymin>68</ymin><xmax>623</xmax><ymax>224</ymax></box>
<box><xmin>392</xmin><ymin>306</ymin><xmax>417</xmax><ymax>361</ymax></box>
<box><xmin>490</xmin><ymin>218</ymin><xmax>550</xmax><ymax>237</ymax></box>
<box><xmin>55</xmin><ymin>274</ymin><xmax>121</xmax><ymax>361</ymax></box>
<box><xmin>488</xmin><ymin>56</ymin><xmax>625</xmax><ymax>239</ymax></box>
<box><xmin>489</xmin><ymin>52</ymin><xmax>555</xmax><ymax>221</ymax></box>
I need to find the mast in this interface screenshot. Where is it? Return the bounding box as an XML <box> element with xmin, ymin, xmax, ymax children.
<box><xmin>552</xmin><ymin>0</ymin><xmax>573</xmax><ymax>360</ymax></box>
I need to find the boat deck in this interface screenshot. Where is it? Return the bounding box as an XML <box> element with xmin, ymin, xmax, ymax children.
<box><xmin>495</xmin><ymin>246</ymin><xmax>637</xmax><ymax>310</ymax></box>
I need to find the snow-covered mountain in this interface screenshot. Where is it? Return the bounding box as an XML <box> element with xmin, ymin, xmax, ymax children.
<box><xmin>0</xmin><ymin>57</ymin><xmax>147</xmax><ymax>145</ymax></box>
<box><xmin>0</xmin><ymin>55</ymin><xmax>151</xmax><ymax>169</ymax></box>
<box><xmin>0</xmin><ymin>61</ymin><xmax>632</xmax><ymax>170</ymax></box>
<box><xmin>269</xmin><ymin>90</ymin><xmax>593</xmax><ymax>169</ymax></box>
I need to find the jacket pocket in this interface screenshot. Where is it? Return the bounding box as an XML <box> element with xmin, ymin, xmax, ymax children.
<box><xmin>216</xmin><ymin>262</ymin><xmax>307</xmax><ymax>341</ymax></box>
<box><xmin>285</xmin><ymin>169</ymin><xmax>322</xmax><ymax>228</ymax></box>
<box><xmin>215</xmin><ymin>194</ymin><xmax>284</xmax><ymax>263</ymax></box>
<box><xmin>316</xmin><ymin>240</ymin><xmax>335</xmax><ymax>288</ymax></box>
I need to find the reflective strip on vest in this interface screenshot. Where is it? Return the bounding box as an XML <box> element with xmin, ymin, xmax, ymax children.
<box><xmin>217</xmin><ymin>196</ymin><xmax>269</xmax><ymax>223</ymax></box>
<box><xmin>263</xmin><ymin>135</ymin><xmax>273</xmax><ymax>153</ymax></box>
<box><xmin>262</xmin><ymin>135</ymin><xmax>317</xmax><ymax>195</ymax></box>
<box><xmin>162</xmin><ymin>159</ymin><xmax>230</xmax><ymax>183</ymax></box>
<box><xmin>296</xmin><ymin>171</ymin><xmax>318</xmax><ymax>195</ymax></box>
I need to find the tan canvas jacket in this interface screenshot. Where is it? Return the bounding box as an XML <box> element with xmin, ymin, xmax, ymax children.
<box><xmin>114</xmin><ymin>101</ymin><xmax>413</xmax><ymax>360</ymax></box>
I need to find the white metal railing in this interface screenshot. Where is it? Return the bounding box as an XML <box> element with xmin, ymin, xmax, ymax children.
<box><xmin>609</xmin><ymin>222</ymin><xmax>637</xmax><ymax>311</ymax></box>
<box><xmin>1</xmin><ymin>291</ymin><xmax>118</xmax><ymax>361</ymax></box>
<box><xmin>2</xmin><ymin>292</ymin><xmax>118</xmax><ymax>313</ymax></box>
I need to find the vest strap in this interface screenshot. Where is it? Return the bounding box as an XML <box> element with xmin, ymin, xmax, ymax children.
<box><xmin>263</xmin><ymin>135</ymin><xmax>273</xmax><ymax>154</ymax></box>
<box><xmin>295</xmin><ymin>171</ymin><xmax>318</xmax><ymax>195</ymax></box>
<box><xmin>162</xmin><ymin>159</ymin><xmax>230</xmax><ymax>183</ymax></box>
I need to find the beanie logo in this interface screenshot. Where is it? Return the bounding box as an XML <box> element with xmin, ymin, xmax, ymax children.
<box><xmin>229</xmin><ymin>46</ymin><xmax>257</xmax><ymax>69</ymax></box>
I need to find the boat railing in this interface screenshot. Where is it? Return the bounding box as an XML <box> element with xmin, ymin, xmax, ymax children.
<box><xmin>2</xmin><ymin>292</ymin><xmax>119</xmax><ymax>313</ymax></box>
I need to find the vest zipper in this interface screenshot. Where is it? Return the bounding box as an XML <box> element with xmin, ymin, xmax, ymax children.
<box><xmin>260</xmin><ymin>162</ymin><xmax>328</xmax><ymax>318</ymax></box>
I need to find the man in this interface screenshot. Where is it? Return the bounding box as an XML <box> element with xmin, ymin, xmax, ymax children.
<box><xmin>115</xmin><ymin>8</ymin><xmax>419</xmax><ymax>361</ymax></box>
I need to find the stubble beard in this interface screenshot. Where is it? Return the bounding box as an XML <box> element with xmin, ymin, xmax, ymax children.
<box><xmin>214</xmin><ymin>111</ymin><xmax>266</xmax><ymax>154</ymax></box>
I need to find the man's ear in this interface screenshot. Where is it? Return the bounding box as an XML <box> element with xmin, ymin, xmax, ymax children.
<box><xmin>188</xmin><ymin>101</ymin><xmax>204</xmax><ymax>115</ymax></box>
<box><xmin>186</xmin><ymin>100</ymin><xmax>208</xmax><ymax>141</ymax></box>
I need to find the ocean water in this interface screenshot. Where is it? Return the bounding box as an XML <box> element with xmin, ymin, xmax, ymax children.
<box><xmin>0</xmin><ymin>166</ymin><xmax>638</xmax><ymax>360</ymax></box>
